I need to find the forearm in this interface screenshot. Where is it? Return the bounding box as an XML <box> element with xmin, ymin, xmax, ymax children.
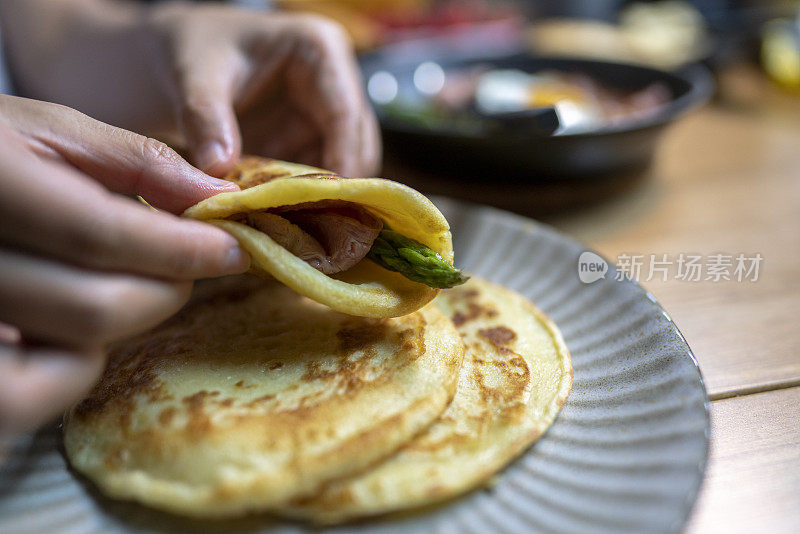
<box><xmin>0</xmin><ymin>0</ymin><xmax>172</xmax><ymax>132</ymax></box>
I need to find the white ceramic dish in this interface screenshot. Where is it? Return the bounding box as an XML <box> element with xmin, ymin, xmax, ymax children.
<box><xmin>0</xmin><ymin>198</ymin><xmax>709</xmax><ymax>534</ymax></box>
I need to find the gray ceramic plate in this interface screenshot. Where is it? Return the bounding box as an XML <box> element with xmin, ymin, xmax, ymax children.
<box><xmin>0</xmin><ymin>198</ymin><xmax>709</xmax><ymax>534</ymax></box>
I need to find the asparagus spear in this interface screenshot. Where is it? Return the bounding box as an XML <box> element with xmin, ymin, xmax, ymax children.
<box><xmin>367</xmin><ymin>229</ymin><xmax>469</xmax><ymax>289</ymax></box>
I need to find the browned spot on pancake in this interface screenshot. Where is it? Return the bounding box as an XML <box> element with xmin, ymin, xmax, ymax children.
<box><xmin>397</xmin><ymin>323</ymin><xmax>426</xmax><ymax>361</ymax></box>
<box><xmin>300</xmin><ymin>356</ymin><xmax>373</xmax><ymax>394</ymax></box>
<box><xmin>451</xmin><ymin>312</ymin><xmax>468</xmax><ymax>327</ymax></box>
<box><xmin>104</xmin><ymin>447</ymin><xmax>125</xmax><ymax>470</ymax></box>
<box><xmin>302</xmin><ymin>315</ymin><xmax>426</xmax><ymax>391</ymax></box>
<box><xmin>460</xmin><ymin>289</ymin><xmax>480</xmax><ymax>299</ymax></box>
<box><xmin>181</xmin><ymin>391</ymin><xmax>220</xmax><ymax>437</ymax></box>
<box><xmin>470</xmin><ymin>352</ymin><xmax>532</xmax><ymax>424</ymax></box>
<box><xmin>232</xmin><ymin>167</ymin><xmax>338</xmax><ymax>189</ymax></box>
<box><xmin>302</xmin><ymin>360</ymin><xmax>335</xmax><ymax>382</ymax></box>
<box><xmin>239</xmin><ymin>170</ymin><xmax>291</xmax><ymax>188</ymax></box>
<box><xmin>182</xmin><ymin>390</ymin><xmax>220</xmax><ymax>406</ymax></box>
<box><xmin>185</xmin><ymin>413</ymin><xmax>210</xmax><ymax>437</ymax></box>
<box><xmin>223</xmin><ymin>157</ymin><xmax>340</xmax><ymax>190</ymax></box>
<box><xmin>295</xmin><ymin>389</ymin><xmax>328</xmax><ymax>410</ymax></box>
<box><xmin>247</xmin><ymin>394</ymin><xmax>276</xmax><ymax>405</ymax></box>
<box><xmin>398</xmin><ymin>328</ymin><xmax>415</xmax><ymax>341</ymax></box>
<box><xmin>269</xmin><ymin>361</ymin><xmax>284</xmax><ymax>370</ymax></box>
<box><xmin>220</xmin><ymin>398</ymin><xmax>234</xmax><ymax>408</ymax></box>
<box><xmin>336</xmin><ymin>318</ymin><xmax>388</xmax><ymax>356</ymax></box>
<box><xmin>449</xmin><ymin>337</ymin><xmax>466</xmax><ymax>368</ymax></box>
<box><xmin>452</xmin><ymin>302</ymin><xmax>490</xmax><ymax>326</ymax></box>
<box><xmin>181</xmin><ymin>391</ymin><xmax>218</xmax><ymax>417</ymax></box>
<box><xmin>158</xmin><ymin>407</ymin><xmax>176</xmax><ymax>426</ymax></box>
<box><xmin>478</xmin><ymin>326</ymin><xmax>517</xmax><ymax>347</ymax></box>
<box><xmin>225</xmin><ymin>159</ymin><xmax>292</xmax><ymax>189</ymax></box>
<box><xmin>147</xmin><ymin>389</ymin><xmax>173</xmax><ymax>403</ymax></box>
<box><xmin>234</xmin><ymin>380</ymin><xmax>245</xmax><ymax>388</ymax></box>
<box><xmin>448</xmin><ymin>286</ymin><xmax>480</xmax><ymax>302</ymax></box>
<box><xmin>72</xmin><ymin>336</ymin><xmax>173</xmax><ymax>419</ymax></box>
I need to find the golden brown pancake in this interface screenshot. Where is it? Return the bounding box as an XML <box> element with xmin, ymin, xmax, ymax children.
<box><xmin>184</xmin><ymin>157</ymin><xmax>454</xmax><ymax>318</ymax></box>
<box><xmin>286</xmin><ymin>276</ymin><xmax>573</xmax><ymax>523</ymax></box>
<box><xmin>63</xmin><ymin>276</ymin><xmax>464</xmax><ymax>518</ymax></box>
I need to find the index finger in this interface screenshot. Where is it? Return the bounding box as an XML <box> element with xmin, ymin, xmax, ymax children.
<box><xmin>0</xmin><ymin>135</ymin><xmax>249</xmax><ymax>280</ymax></box>
<box><xmin>0</xmin><ymin>95</ymin><xmax>239</xmax><ymax>214</ymax></box>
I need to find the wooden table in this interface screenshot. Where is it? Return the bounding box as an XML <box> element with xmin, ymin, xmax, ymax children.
<box><xmin>384</xmin><ymin>65</ymin><xmax>800</xmax><ymax>533</ymax></box>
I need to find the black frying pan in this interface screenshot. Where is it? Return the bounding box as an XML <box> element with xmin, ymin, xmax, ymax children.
<box><xmin>360</xmin><ymin>53</ymin><xmax>713</xmax><ymax>180</ymax></box>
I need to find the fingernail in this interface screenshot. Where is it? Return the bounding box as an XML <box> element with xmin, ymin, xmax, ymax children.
<box><xmin>223</xmin><ymin>245</ymin><xmax>250</xmax><ymax>274</ymax></box>
<box><xmin>196</xmin><ymin>141</ymin><xmax>229</xmax><ymax>173</ymax></box>
<box><xmin>205</xmin><ymin>175</ymin><xmax>240</xmax><ymax>193</ymax></box>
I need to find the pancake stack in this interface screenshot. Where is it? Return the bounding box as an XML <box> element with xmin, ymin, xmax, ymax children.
<box><xmin>63</xmin><ymin>159</ymin><xmax>573</xmax><ymax>523</ymax></box>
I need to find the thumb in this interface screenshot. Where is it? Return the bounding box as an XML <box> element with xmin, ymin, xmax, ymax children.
<box><xmin>176</xmin><ymin>56</ymin><xmax>243</xmax><ymax>177</ymax></box>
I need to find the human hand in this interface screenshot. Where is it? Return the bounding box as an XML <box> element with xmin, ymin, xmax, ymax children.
<box><xmin>0</xmin><ymin>95</ymin><xmax>250</xmax><ymax>436</ymax></box>
<box><xmin>0</xmin><ymin>1</ymin><xmax>380</xmax><ymax>179</ymax></box>
<box><xmin>146</xmin><ymin>4</ymin><xmax>381</xmax><ymax>177</ymax></box>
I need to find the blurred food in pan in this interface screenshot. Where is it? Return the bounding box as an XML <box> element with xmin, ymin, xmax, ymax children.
<box><xmin>528</xmin><ymin>1</ymin><xmax>710</xmax><ymax>69</ymax></box>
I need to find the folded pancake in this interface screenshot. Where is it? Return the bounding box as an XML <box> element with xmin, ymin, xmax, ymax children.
<box><xmin>287</xmin><ymin>276</ymin><xmax>573</xmax><ymax>523</ymax></box>
<box><xmin>63</xmin><ymin>276</ymin><xmax>464</xmax><ymax>518</ymax></box>
<box><xmin>183</xmin><ymin>157</ymin><xmax>455</xmax><ymax>318</ymax></box>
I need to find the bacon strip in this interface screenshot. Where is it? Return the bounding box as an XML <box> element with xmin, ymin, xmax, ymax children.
<box><xmin>241</xmin><ymin>201</ymin><xmax>382</xmax><ymax>275</ymax></box>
